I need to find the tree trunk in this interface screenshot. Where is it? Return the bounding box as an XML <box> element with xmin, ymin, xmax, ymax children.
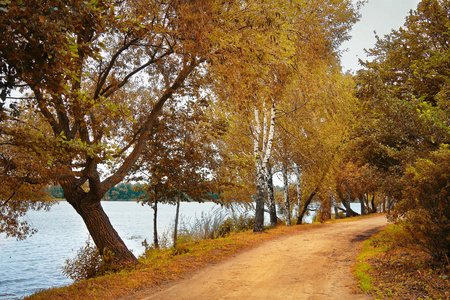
<box><xmin>62</xmin><ymin>181</ymin><xmax>138</xmax><ymax>266</ymax></box>
<box><xmin>295</xmin><ymin>165</ymin><xmax>302</xmax><ymax>225</ymax></box>
<box><xmin>336</xmin><ymin>186</ymin><xmax>358</xmax><ymax>217</ymax></box>
<box><xmin>173</xmin><ymin>198</ymin><xmax>181</xmax><ymax>248</ymax></box>
<box><xmin>75</xmin><ymin>196</ymin><xmax>138</xmax><ymax>265</ymax></box>
<box><xmin>282</xmin><ymin>164</ymin><xmax>291</xmax><ymax>226</ymax></box>
<box><xmin>297</xmin><ymin>191</ymin><xmax>316</xmax><ymax>225</ymax></box>
<box><xmin>252</xmin><ymin>104</ymin><xmax>276</xmax><ymax>232</ymax></box>
<box><xmin>330</xmin><ymin>191</ymin><xmax>339</xmax><ymax>219</ymax></box>
<box><xmin>359</xmin><ymin>194</ymin><xmax>366</xmax><ymax>215</ymax></box>
<box><xmin>266</xmin><ymin>163</ymin><xmax>277</xmax><ymax>227</ymax></box>
<box><xmin>153</xmin><ymin>198</ymin><xmax>159</xmax><ymax>249</ymax></box>
<box><xmin>254</xmin><ymin>169</ymin><xmax>266</xmax><ymax>232</ymax></box>
<box><xmin>370</xmin><ymin>194</ymin><xmax>377</xmax><ymax>213</ymax></box>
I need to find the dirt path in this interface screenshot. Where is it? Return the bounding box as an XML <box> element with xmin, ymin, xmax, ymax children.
<box><xmin>140</xmin><ymin>215</ymin><xmax>387</xmax><ymax>300</ymax></box>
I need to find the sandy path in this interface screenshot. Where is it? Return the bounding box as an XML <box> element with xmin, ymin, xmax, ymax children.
<box><xmin>140</xmin><ymin>215</ymin><xmax>387</xmax><ymax>300</ymax></box>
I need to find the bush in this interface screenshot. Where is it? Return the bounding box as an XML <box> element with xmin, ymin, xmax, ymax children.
<box><xmin>174</xmin><ymin>207</ymin><xmax>255</xmax><ymax>244</ymax></box>
<box><xmin>62</xmin><ymin>239</ymin><xmax>102</xmax><ymax>282</ymax></box>
<box><xmin>216</xmin><ymin>213</ymin><xmax>254</xmax><ymax>237</ymax></box>
<box><xmin>62</xmin><ymin>239</ymin><xmax>121</xmax><ymax>281</ymax></box>
<box><xmin>392</xmin><ymin>147</ymin><xmax>450</xmax><ymax>263</ymax></box>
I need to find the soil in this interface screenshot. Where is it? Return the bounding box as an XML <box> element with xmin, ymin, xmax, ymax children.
<box><xmin>138</xmin><ymin>215</ymin><xmax>387</xmax><ymax>300</ymax></box>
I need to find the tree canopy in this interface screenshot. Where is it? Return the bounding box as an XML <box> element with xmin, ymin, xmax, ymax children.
<box><xmin>353</xmin><ymin>0</ymin><xmax>450</xmax><ymax>260</ymax></box>
<box><xmin>0</xmin><ymin>0</ymin><xmax>319</xmax><ymax>264</ymax></box>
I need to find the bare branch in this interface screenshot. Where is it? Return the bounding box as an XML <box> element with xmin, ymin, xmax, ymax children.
<box><xmin>93</xmin><ymin>38</ymin><xmax>140</xmax><ymax>99</ymax></box>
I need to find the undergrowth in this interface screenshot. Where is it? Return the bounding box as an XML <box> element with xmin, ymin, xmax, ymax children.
<box><xmin>355</xmin><ymin>224</ymin><xmax>450</xmax><ymax>299</ymax></box>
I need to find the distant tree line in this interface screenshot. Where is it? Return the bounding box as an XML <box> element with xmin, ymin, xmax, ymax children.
<box><xmin>46</xmin><ymin>184</ymin><xmax>146</xmax><ymax>201</ymax></box>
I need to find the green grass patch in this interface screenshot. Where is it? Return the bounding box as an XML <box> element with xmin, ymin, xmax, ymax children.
<box><xmin>355</xmin><ymin>240</ymin><xmax>378</xmax><ymax>292</ymax></box>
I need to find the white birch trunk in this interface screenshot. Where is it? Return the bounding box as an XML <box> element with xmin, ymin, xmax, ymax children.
<box><xmin>252</xmin><ymin>104</ymin><xmax>276</xmax><ymax>232</ymax></box>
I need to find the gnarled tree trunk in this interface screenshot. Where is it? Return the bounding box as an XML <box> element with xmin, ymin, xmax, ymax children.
<box><xmin>297</xmin><ymin>191</ymin><xmax>316</xmax><ymax>225</ymax></box>
<box><xmin>63</xmin><ymin>184</ymin><xmax>138</xmax><ymax>265</ymax></box>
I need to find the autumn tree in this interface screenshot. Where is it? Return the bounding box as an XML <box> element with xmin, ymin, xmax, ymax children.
<box><xmin>210</xmin><ymin>0</ymin><xmax>361</xmax><ymax>230</ymax></box>
<box><xmin>267</xmin><ymin>0</ymin><xmax>361</xmax><ymax>224</ymax></box>
<box><xmin>133</xmin><ymin>101</ymin><xmax>225</xmax><ymax>248</ymax></box>
<box><xmin>354</xmin><ymin>0</ymin><xmax>450</xmax><ymax>172</ymax></box>
<box><xmin>397</xmin><ymin>147</ymin><xmax>450</xmax><ymax>261</ymax></box>
<box><xmin>353</xmin><ymin>0</ymin><xmax>450</xmax><ymax>261</ymax></box>
<box><xmin>0</xmin><ymin>0</ymin><xmax>296</xmax><ymax>265</ymax></box>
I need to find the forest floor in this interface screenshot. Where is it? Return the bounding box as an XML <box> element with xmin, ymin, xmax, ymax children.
<box><xmin>130</xmin><ymin>215</ymin><xmax>387</xmax><ymax>300</ymax></box>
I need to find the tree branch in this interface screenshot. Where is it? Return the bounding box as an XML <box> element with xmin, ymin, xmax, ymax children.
<box><xmin>93</xmin><ymin>37</ymin><xmax>140</xmax><ymax>100</ymax></box>
<box><xmin>1</xmin><ymin>191</ymin><xmax>15</xmax><ymax>207</ymax></box>
<box><xmin>101</xmin><ymin>57</ymin><xmax>200</xmax><ymax>193</ymax></box>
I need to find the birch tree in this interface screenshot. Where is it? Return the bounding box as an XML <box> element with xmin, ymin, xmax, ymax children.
<box><xmin>251</xmin><ymin>104</ymin><xmax>276</xmax><ymax>232</ymax></box>
<box><xmin>294</xmin><ymin>164</ymin><xmax>303</xmax><ymax>224</ymax></box>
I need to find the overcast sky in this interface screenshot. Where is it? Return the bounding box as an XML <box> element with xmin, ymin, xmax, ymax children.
<box><xmin>340</xmin><ymin>0</ymin><xmax>421</xmax><ymax>73</ymax></box>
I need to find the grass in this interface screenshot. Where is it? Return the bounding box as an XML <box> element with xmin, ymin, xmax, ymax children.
<box><xmin>354</xmin><ymin>226</ymin><xmax>391</xmax><ymax>293</ymax></box>
<box><xmin>354</xmin><ymin>224</ymin><xmax>450</xmax><ymax>299</ymax></box>
<box><xmin>25</xmin><ymin>214</ymin><xmax>380</xmax><ymax>300</ymax></box>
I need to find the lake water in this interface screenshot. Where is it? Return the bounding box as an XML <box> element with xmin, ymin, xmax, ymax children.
<box><xmin>0</xmin><ymin>201</ymin><xmax>360</xmax><ymax>299</ymax></box>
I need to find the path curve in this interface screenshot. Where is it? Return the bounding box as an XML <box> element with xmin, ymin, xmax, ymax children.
<box><xmin>140</xmin><ymin>215</ymin><xmax>387</xmax><ymax>300</ymax></box>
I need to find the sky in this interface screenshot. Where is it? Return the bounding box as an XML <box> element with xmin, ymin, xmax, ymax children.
<box><xmin>340</xmin><ymin>0</ymin><xmax>422</xmax><ymax>73</ymax></box>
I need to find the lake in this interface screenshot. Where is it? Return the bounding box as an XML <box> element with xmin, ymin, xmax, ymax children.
<box><xmin>0</xmin><ymin>201</ymin><xmax>359</xmax><ymax>299</ymax></box>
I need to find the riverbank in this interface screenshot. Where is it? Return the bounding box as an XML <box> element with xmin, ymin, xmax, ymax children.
<box><xmin>25</xmin><ymin>214</ymin><xmax>384</xmax><ymax>300</ymax></box>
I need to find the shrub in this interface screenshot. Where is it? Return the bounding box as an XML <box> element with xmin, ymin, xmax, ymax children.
<box><xmin>62</xmin><ymin>239</ymin><xmax>122</xmax><ymax>281</ymax></box>
<box><xmin>62</xmin><ymin>239</ymin><xmax>102</xmax><ymax>282</ymax></box>
<box><xmin>392</xmin><ymin>147</ymin><xmax>450</xmax><ymax>263</ymax></box>
<box><xmin>216</xmin><ymin>213</ymin><xmax>254</xmax><ymax>237</ymax></box>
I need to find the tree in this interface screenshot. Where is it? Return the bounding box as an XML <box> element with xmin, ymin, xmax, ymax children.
<box><xmin>395</xmin><ymin>146</ymin><xmax>450</xmax><ymax>261</ymax></box>
<box><xmin>353</xmin><ymin>0</ymin><xmax>450</xmax><ymax>262</ymax></box>
<box><xmin>133</xmin><ymin>101</ymin><xmax>225</xmax><ymax>248</ymax></box>
<box><xmin>354</xmin><ymin>0</ymin><xmax>450</xmax><ymax>175</ymax></box>
<box><xmin>251</xmin><ymin>104</ymin><xmax>276</xmax><ymax>232</ymax></box>
<box><xmin>213</xmin><ymin>0</ymin><xmax>361</xmax><ymax>229</ymax></box>
<box><xmin>0</xmin><ymin>0</ymin><xmax>296</xmax><ymax>265</ymax></box>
